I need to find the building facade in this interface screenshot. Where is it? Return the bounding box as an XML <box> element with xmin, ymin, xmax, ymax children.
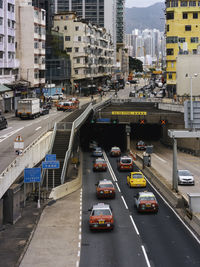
<box><xmin>53</xmin><ymin>12</ymin><xmax>114</xmax><ymax>92</ymax></box>
<box><xmin>16</xmin><ymin>0</ymin><xmax>46</xmax><ymax>89</ymax></box>
<box><xmin>166</xmin><ymin>0</ymin><xmax>200</xmax><ymax>96</ymax></box>
<box><xmin>0</xmin><ymin>0</ymin><xmax>19</xmax><ymax>84</ymax></box>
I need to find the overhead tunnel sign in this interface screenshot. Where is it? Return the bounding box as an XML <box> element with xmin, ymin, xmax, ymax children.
<box><xmin>111</xmin><ymin>111</ymin><xmax>147</xmax><ymax>115</ymax></box>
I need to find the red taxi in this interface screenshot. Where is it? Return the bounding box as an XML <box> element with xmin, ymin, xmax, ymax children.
<box><xmin>117</xmin><ymin>156</ymin><xmax>133</xmax><ymax>171</ymax></box>
<box><xmin>134</xmin><ymin>191</ymin><xmax>158</xmax><ymax>213</ymax></box>
<box><xmin>110</xmin><ymin>146</ymin><xmax>121</xmax><ymax>157</ymax></box>
<box><xmin>62</xmin><ymin>101</ymin><xmax>78</xmax><ymax>111</ymax></box>
<box><xmin>69</xmin><ymin>97</ymin><xmax>80</xmax><ymax>106</ymax></box>
<box><xmin>136</xmin><ymin>140</ymin><xmax>146</xmax><ymax>150</ymax></box>
<box><xmin>96</xmin><ymin>179</ymin><xmax>115</xmax><ymax>199</ymax></box>
<box><xmin>93</xmin><ymin>158</ymin><xmax>107</xmax><ymax>172</ymax></box>
<box><xmin>89</xmin><ymin>203</ymin><xmax>114</xmax><ymax>230</ymax></box>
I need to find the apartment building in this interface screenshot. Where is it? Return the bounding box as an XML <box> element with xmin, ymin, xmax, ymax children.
<box><xmin>53</xmin><ymin>12</ymin><xmax>114</xmax><ymax>91</ymax></box>
<box><xmin>166</xmin><ymin>0</ymin><xmax>200</xmax><ymax>96</ymax></box>
<box><xmin>0</xmin><ymin>0</ymin><xmax>19</xmax><ymax>84</ymax></box>
<box><xmin>16</xmin><ymin>0</ymin><xmax>46</xmax><ymax>89</ymax></box>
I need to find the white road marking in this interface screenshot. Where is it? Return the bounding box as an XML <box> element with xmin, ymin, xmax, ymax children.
<box><xmin>130</xmin><ymin>215</ymin><xmax>140</xmax><ymax>235</ymax></box>
<box><xmin>35</xmin><ymin>126</ymin><xmax>42</xmax><ymax>131</ymax></box>
<box><xmin>121</xmin><ymin>196</ymin><xmax>128</xmax><ymax>209</ymax></box>
<box><xmin>0</xmin><ymin>127</ymin><xmax>24</xmax><ymax>143</ymax></box>
<box><xmin>141</xmin><ymin>245</ymin><xmax>151</xmax><ymax>267</ymax></box>
<box><xmin>103</xmin><ymin>151</ymin><xmax>117</xmax><ymax>181</ymax></box>
<box><xmin>76</xmin><ymin>261</ymin><xmax>79</xmax><ymax>267</ymax></box>
<box><xmin>144</xmin><ymin>175</ymin><xmax>200</xmax><ymax>245</ymax></box>
<box><xmin>116</xmin><ymin>182</ymin><xmax>121</xmax><ymax>192</ymax></box>
<box><xmin>153</xmin><ymin>154</ymin><xmax>167</xmax><ymax>163</ymax></box>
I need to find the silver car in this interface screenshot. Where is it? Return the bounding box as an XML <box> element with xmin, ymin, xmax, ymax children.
<box><xmin>177</xmin><ymin>170</ymin><xmax>195</xmax><ymax>185</ymax></box>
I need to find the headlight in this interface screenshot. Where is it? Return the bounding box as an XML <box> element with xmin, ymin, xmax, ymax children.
<box><xmin>100</xmin><ymin>191</ymin><xmax>104</xmax><ymax>194</ymax></box>
<box><xmin>110</xmin><ymin>191</ymin><xmax>112</xmax><ymax>193</ymax></box>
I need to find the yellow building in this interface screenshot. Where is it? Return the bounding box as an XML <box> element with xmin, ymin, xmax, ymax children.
<box><xmin>166</xmin><ymin>0</ymin><xmax>200</xmax><ymax>96</ymax></box>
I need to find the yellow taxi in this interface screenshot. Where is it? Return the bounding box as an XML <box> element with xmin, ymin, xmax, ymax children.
<box><xmin>127</xmin><ymin>172</ymin><xmax>146</xmax><ymax>188</ymax></box>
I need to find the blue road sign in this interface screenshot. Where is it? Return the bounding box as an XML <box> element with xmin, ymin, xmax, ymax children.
<box><xmin>24</xmin><ymin>168</ymin><xmax>41</xmax><ymax>183</ymax></box>
<box><xmin>97</xmin><ymin>118</ymin><xmax>111</xmax><ymax>123</ymax></box>
<box><xmin>45</xmin><ymin>154</ymin><xmax>56</xmax><ymax>161</ymax></box>
<box><xmin>42</xmin><ymin>161</ymin><xmax>60</xmax><ymax>169</ymax></box>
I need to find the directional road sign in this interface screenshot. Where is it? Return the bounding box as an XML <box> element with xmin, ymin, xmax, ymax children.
<box><xmin>24</xmin><ymin>168</ymin><xmax>41</xmax><ymax>183</ymax></box>
<box><xmin>45</xmin><ymin>154</ymin><xmax>56</xmax><ymax>161</ymax></box>
<box><xmin>42</xmin><ymin>161</ymin><xmax>60</xmax><ymax>169</ymax></box>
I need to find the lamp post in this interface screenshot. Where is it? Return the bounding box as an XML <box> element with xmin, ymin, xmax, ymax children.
<box><xmin>185</xmin><ymin>73</ymin><xmax>198</xmax><ymax>123</ymax></box>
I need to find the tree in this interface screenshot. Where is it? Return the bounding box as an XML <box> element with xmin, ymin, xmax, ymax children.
<box><xmin>129</xmin><ymin>57</ymin><xmax>143</xmax><ymax>73</ymax></box>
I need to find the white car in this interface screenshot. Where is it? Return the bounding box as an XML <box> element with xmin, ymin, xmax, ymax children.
<box><xmin>177</xmin><ymin>170</ymin><xmax>195</xmax><ymax>185</ymax></box>
<box><xmin>49</xmin><ymin>93</ymin><xmax>64</xmax><ymax>100</ymax></box>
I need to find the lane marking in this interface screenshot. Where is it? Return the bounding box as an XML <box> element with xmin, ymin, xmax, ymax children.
<box><xmin>130</xmin><ymin>215</ymin><xmax>140</xmax><ymax>235</ymax></box>
<box><xmin>0</xmin><ymin>127</ymin><xmax>24</xmax><ymax>143</ymax></box>
<box><xmin>116</xmin><ymin>182</ymin><xmax>121</xmax><ymax>192</ymax></box>
<box><xmin>121</xmin><ymin>196</ymin><xmax>128</xmax><ymax>209</ymax></box>
<box><xmin>35</xmin><ymin>126</ymin><xmax>42</xmax><ymax>131</ymax></box>
<box><xmin>103</xmin><ymin>151</ymin><xmax>117</xmax><ymax>181</ymax></box>
<box><xmin>141</xmin><ymin>245</ymin><xmax>151</xmax><ymax>267</ymax></box>
<box><xmin>76</xmin><ymin>261</ymin><xmax>79</xmax><ymax>267</ymax></box>
<box><xmin>153</xmin><ymin>154</ymin><xmax>167</xmax><ymax>163</ymax></box>
<box><xmin>144</xmin><ymin>174</ymin><xmax>200</xmax><ymax>245</ymax></box>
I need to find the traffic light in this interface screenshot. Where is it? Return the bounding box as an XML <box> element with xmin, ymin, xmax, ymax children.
<box><xmin>90</xmin><ymin>117</ymin><xmax>96</xmax><ymax>124</ymax></box>
<box><xmin>159</xmin><ymin>119</ymin><xmax>168</xmax><ymax>125</ymax></box>
<box><xmin>111</xmin><ymin>118</ymin><xmax>119</xmax><ymax>124</ymax></box>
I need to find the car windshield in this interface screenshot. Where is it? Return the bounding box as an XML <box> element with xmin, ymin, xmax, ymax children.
<box><xmin>178</xmin><ymin>170</ymin><xmax>191</xmax><ymax>176</ymax></box>
<box><xmin>132</xmin><ymin>174</ymin><xmax>143</xmax><ymax>179</ymax></box>
<box><xmin>95</xmin><ymin>147</ymin><xmax>102</xmax><ymax>152</ymax></box>
<box><xmin>140</xmin><ymin>196</ymin><xmax>155</xmax><ymax>201</ymax></box>
<box><xmin>121</xmin><ymin>158</ymin><xmax>132</xmax><ymax>164</ymax></box>
<box><xmin>92</xmin><ymin>209</ymin><xmax>111</xmax><ymax>216</ymax></box>
<box><xmin>138</xmin><ymin>141</ymin><xmax>144</xmax><ymax>145</ymax></box>
<box><xmin>99</xmin><ymin>183</ymin><xmax>113</xmax><ymax>188</ymax></box>
<box><xmin>112</xmin><ymin>147</ymin><xmax>120</xmax><ymax>151</ymax></box>
<box><xmin>96</xmin><ymin>159</ymin><xmax>105</xmax><ymax>164</ymax></box>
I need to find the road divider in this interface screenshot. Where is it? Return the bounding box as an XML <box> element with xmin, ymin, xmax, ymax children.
<box><xmin>103</xmin><ymin>151</ymin><xmax>117</xmax><ymax>182</ymax></box>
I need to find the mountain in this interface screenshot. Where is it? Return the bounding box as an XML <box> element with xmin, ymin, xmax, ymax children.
<box><xmin>125</xmin><ymin>2</ymin><xmax>165</xmax><ymax>33</ymax></box>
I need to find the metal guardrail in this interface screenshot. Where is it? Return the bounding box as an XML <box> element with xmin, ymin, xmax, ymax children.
<box><xmin>60</xmin><ymin>103</ymin><xmax>93</xmax><ymax>184</ymax></box>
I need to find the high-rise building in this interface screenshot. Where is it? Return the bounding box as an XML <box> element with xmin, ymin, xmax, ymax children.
<box><xmin>166</xmin><ymin>0</ymin><xmax>200</xmax><ymax>96</ymax></box>
<box><xmin>0</xmin><ymin>0</ymin><xmax>19</xmax><ymax>84</ymax></box>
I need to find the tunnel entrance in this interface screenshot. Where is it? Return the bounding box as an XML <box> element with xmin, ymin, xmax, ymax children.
<box><xmin>80</xmin><ymin>122</ymin><xmax>163</xmax><ymax>152</ymax></box>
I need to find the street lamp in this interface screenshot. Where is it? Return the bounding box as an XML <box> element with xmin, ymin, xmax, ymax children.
<box><xmin>185</xmin><ymin>73</ymin><xmax>198</xmax><ymax>122</ymax></box>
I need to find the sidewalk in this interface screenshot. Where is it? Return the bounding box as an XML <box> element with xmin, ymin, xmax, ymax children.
<box><xmin>20</xmin><ymin>190</ymin><xmax>81</xmax><ymax>267</ymax></box>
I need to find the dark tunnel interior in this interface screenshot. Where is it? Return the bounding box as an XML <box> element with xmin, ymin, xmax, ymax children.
<box><xmin>80</xmin><ymin>121</ymin><xmax>162</xmax><ymax>152</ymax></box>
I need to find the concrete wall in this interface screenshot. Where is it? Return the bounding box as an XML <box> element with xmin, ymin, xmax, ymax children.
<box><xmin>177</xmin><ymin>55</ymin><xmax>200</xmax><ymax>97</ymax></box>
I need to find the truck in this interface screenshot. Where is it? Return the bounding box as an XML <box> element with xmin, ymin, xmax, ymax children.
<box><xmin>17</xmin><ymin>98</ymin><xmax>40</xmax><ymax>119</ymax></box>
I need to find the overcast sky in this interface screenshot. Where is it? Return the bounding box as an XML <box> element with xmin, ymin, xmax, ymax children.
<box><xmin>125</xmin><ymin>0</ymin><xmax>164</xmax><ymax>8</ymax></box>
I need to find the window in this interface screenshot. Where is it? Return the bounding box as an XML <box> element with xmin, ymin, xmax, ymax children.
<box><xmin>167</xmin><ymin>49</ymin><xmax>174</xmax><ymax>55</ymax></box>
<box><xmin>199</xmin><ymin>1</ymin><xmax>200</xmax><ymax>6</ymax></box>
<box><xmin>179</xmin><ymin>37</ymin><xmax>185</xmax><ymax>43</ymax></box>
<box><xmin>185</xmin><ymin>25</ymin><xmax>191</xmax><ymax>31</ymax></box>
<box><xmin>168</xmin><ymin>73</ymin><xmax>172</xmax><ymax>79</ymax></box>
<box><xmin>76</xmin><ymin>58</ymin><xmax>80</xmax><ymax>63</ymax></box>
<box><xmin>180</xmin><ymin>1</ymin><xmax>187</xmax><ymax>6</ymax></box>
<box><xmin>191</xmin><ymin>37</ymin><xmax>199</xmax><ymax>43</ymax></box>
<box><xmin>42</xmin><ymin>11</ymin><xmax>45</xmax><ymax>20</ymax></box>
<box><xmin>193</xmin><ymin>13</ymin><xmax>198</xmax><ymax>19</ymax></box>
<box><xmin>166</xmin><ymin>1</ymin><xmax>170</xmax><ymax>7</ymax></box>
<box><xmin>8</xmin><ymin>19</ymin><xmax>10</xmax><ymax>27</ymax></box>
<box><xmin>34</xmin><ymin>57</ymin><xmax>39</xmax><ymax>64</ymax></box>
<box><xmin>66</xmin><ymin>47</ymin><xmax>72</xmax><ymax>52</ymax></box>
<box><xmin>78</xmin><ymin>36</ymin><xmax>81</xmax><ymax>41</ymax></box>
<box><xmin>65</xmin><ymin>36</ymin><xmax>70</xmax><ymax>41</ymax></box>
<box><xmin>34</xmin><ymin>41</ymin><xmax>38</xmax><ymax>49</ymax></box>
<box><xmin>0</xmin><ymin>36</ymin><xmax>3</xmax><ymax>43</ymax></box>
<box><xmin>8</xmin><ymin>35</ymin><xmax>12</xmax><ymax>43</ymax></box>
<box><xmin>75</xmin><ymin>69</ymin><xmax>78</xmax><ymax>75</ymax></box>
<box><xmin>75</xmin><ymin>26</ymin><xmax>79</xmax><ymax>31</ymax></box>
<box><xmin>0</xmin><ymin>17</ymin><xmax>3</xmax><ymax>25</ymax></box>
<box><xmin>0</xmin><ymin>51</ymin><xmax>3</xmax><ymax>59</ymax></box>
<box><xmin>0</xmin><ymin>0</ymin><xmax>2</xmax><ymax>9</ymax></box>
<box><xmin>166</xmin><ymin>36</ymin><xmax>178</xmax><ymax>43</ymax></box>
<box><xmin>189</xmin><ymin>1</ymin><xmax>196</xmax><ymax>6</ymax></box>
<box><xmin>183</xmin><ymin>13</ymin><xmax>188</xmax><ymax>19</ymax></box>
<box><xmin>193</xmin><ymin>49</ymin><xmax>197</xmax><ymax>54</ymax></box>
<box><xmin>171</xmin><ymin>62</ymin><xmax>174</xmax><ymax>68</ymax></box>
<box><xmin>171</xmin><ymin>1</ymin><xmax>178</xmax><ymax>7</ymax></box>
<box><xmin>64</xmin><ymin>26</ymin><xmax>67</xmax><ymax>30</ymax></box>
<box><xmin>167</xmin><ymin>12</ymin><xmax>174</xmax><ymax>20</ymax></box>
<box><xmin>167</xmin><ymin>24</ymin><xmax>169</xmax><ymax>32</ymax></box>
<box><xmin>75</xmin><ymin>47</ymin><xmax>79</xmax><ymax>52</ymax></box>
<box><xmin>12</xmin><ymin>21</ymin><xmax>15</xmax><ymax>28</ymax></box>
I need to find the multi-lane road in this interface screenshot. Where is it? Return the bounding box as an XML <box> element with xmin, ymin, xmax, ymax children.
<box><xmin>80</xmin><ymin>150</ymin><xmax>200</xmax><ymax>267</ymax></box>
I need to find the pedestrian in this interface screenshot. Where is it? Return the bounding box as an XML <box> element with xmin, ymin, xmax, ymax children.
<box><xmin>91</xmin><ymin>95</ymin><xmax>94</xmax><ymax>101</ymax></box>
